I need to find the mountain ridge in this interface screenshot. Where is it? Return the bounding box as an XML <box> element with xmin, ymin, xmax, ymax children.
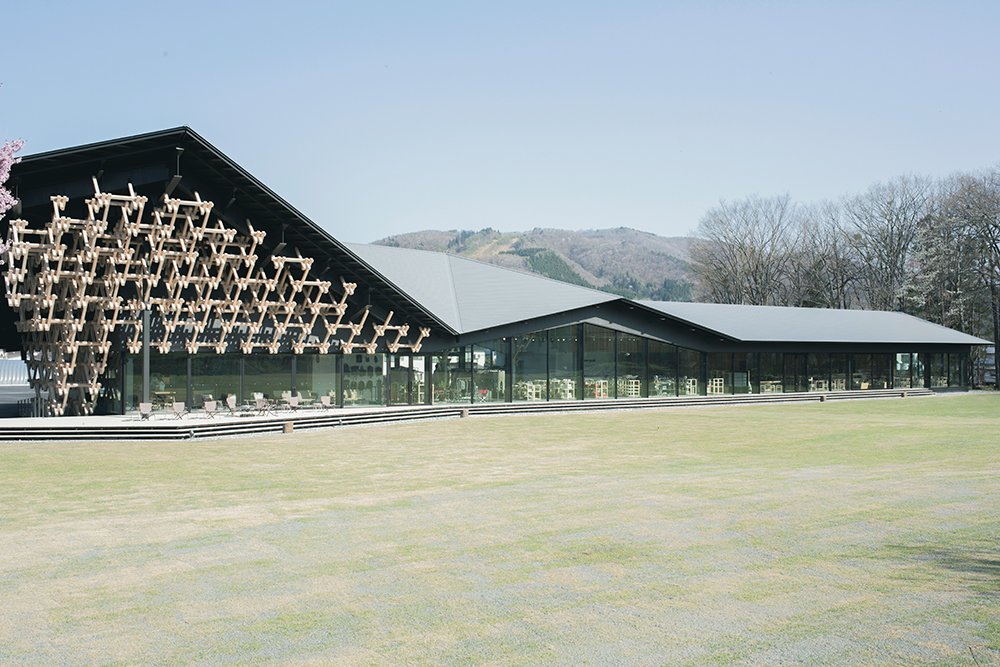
<box><xmin>372</xmin><ymin>227</ymin><xmax>695</xmax><ymax>302</ymax></box>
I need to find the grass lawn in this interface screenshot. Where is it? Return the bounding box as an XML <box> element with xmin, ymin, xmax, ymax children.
<box><xmin>1</xmin><ymin>393</ymin><xmax>998</xmax><ymax>666</ymax></box>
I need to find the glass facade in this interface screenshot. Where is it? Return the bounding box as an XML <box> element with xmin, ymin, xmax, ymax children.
<box><xmin>678</xmin><ymin>347</ymin><xmax>702</xmax><ymax>396</ymax></box>
<box><xmin>474</xmin><ymin>339</ymin><xmax>509</xmax><ymax>403</ymax></box>
<box><xmin>830</xmin><ymin>353</ymin><xmax>848</xmax><ymax>391</ymax></box>
<box><xmin>617</xmin><ymin>334</ymin><xmax>646</xmax><ymax>398</ymax></box>
<box><xmin>912</xmin><ymin>353</ymin><xmax>926</xmax><ymax>388</ymax></box>
<box><xmin>734</xmin><ymin>353</ymin><xmax>753</xmax><ymax>394</ymax></box>
<box><xmin>343</xmin><ymin>354</ymin><xmax>384</xmax><ymax>405</ymax></box>
<box><xmin>245</xmin><ymin>353</ymin><xmax>293</xmax><ymax>404</ymax></box>
<box><xmin>549</xmin><ymin>326</ymin><xmax>581</xmax><ymax>400</ymax></box>
<box><xmin>300</xmin><ymin>354</ymin><xmax>341</xmax><ymax>406</ymax></box>
<box><xmin>192</xmin><ymin>354</ymin><xmax>241</xmax><ymax>408</ymax></box>
<box><xmin>648</xmin><ymin>341</ymin><xmax>677</xmax><ymax>397</ymax></box>
<box><xmin>584</xmin><ymin>324</ymin><xmax>614</xmax><ymax>399</ymax></box>
<box><xmin>929</xmin><ymin>353</ymin><xmax>948</xmax><ymax>388</ymax></box>
<box><xmin>784</xmin><ymin>354</ymin><xmax>807</xmax><ymax>393</ymax></box>
<box><xmin>149</xmin><ymin>351</ymin><xmax>189</xmax><ymax>411</ymax></box>
<box><xmin>759</xmin><ymin>352</ymin><xmax>782</xmax><ymax>394</ymax></box>
<box><xmin>109</xmin><ymin>323</ymin><xmax>972</xmax><ymax>415</ymax></box>
<box><xmin>513</xmin><ymin>332</ymin><xmax>547</xmax><ymax>401</ymax></box>
<box><xmin>807</xmin><ymin>353</ymin><xmax>830</xmax><ymax>392</ymax></box>
<box><xmin>894</xmin><ymin>353</ymin><xmax>912</xmax><ymax>389</ymax></box>
<box><xmin>706</xmin><ymin>353</ymin><xmax>732</xmax><ymax>395</ymax></box>
<box><xmin>433</xmin><ymin>348</ymin><xmax>471</xmax><ymax>404</ymax></box>
<box><xmin>949</xmin><ymin>353</ymin><xmax>964</xmax><ymax>387</ymax></box>
<box><xmin>871</xmin><ymin>354</ymin><xmax>890</xmax><ymax>389</ymax></box>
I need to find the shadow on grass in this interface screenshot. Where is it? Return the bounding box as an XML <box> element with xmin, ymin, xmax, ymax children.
<box><xmin>887</xmin><ymin>543</ymin><xmax>1000</xmax><ymax>595</ymax></box>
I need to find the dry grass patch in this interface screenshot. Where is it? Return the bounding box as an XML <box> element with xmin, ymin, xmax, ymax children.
<box><xmin>1</xmin><ymin>394</ymin><xmax>999</xmax><ymax>665</ymax></box>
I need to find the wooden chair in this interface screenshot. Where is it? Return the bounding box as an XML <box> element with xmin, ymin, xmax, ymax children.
<box><xmin>139</xmin><ymin>402</ymin><xmax>153</xmax><ymax>421</ymax></box>
<box><xmin>203</xmin><ymin>399</ymin><xmax>218</xmax><ymax>419</ymax></box>
<box><xmin>172</xmin><ymin>401</ymin><xmax>188</xmax><ymax>419</ymax></box>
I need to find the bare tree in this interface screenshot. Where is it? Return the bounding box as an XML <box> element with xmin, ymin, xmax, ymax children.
<box><xmin>841</xmin><ymin>175</ymin><xmax>932</xmax><ymax>311</ymax></box>
<box><xmin>786</xmin><ymin>201</ymin><xmax>861</xmax><ymax>309</ymax></box>
<box><xmin>690</xmin><ymin>194</ymin><xmax>801</xmax><ymax>305</ymax></box>
<box><xmin>923</xmin><ymin>168</ymin><xmax>1000</xmax><ymax>385</ymax></box>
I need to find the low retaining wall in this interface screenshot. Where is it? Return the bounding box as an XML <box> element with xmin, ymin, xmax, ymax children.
<box><xmin>0</xmin><ymin>388</ymin><xmax>936</xmax><ymax>442</ymax></box>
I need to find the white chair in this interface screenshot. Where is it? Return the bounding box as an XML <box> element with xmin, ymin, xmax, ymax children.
<box><xmin>225</xmin><ymin>395</ymin><xmax>239</xmax><ymax>416</ymax></box>
<box><xmin>139</xmin><ymin>402</ymin><xmax>153</xmax><ymax>421</ymax></box>
<box><xmin>203</xmin><ymin>399</ymin><xmax>217</xmax><ymax>418</ymax></box>
<box><xmin>319</xmin><ymin>395</ymin><xmax>332</xmax><ymax>410</ymax></box>
<box><xmin>172</xmin><ymin>401</ymin><xmax>188</xmax><ymax>419</ymax></box>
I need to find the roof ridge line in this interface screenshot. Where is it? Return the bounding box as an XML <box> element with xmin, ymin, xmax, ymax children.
<box><xmin>443</xmin><ymin>254</ymin><xmax>463</xmax><ymax>332</ymax></box>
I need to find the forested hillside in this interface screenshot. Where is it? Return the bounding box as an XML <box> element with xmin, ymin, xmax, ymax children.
<box><xmin>373</xmin><ymin>227</ymin><xmax>694</xmax><ymax>301</ymax></box>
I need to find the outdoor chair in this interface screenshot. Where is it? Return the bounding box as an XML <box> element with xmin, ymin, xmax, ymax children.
<box><xmin>319</xmin><ymin>395</ymin><xmax>332</xmax><ymax>410</ymax></box>
<box><xmin>285</xmin><ymin>395</ymin><xmax>300</xmax><ymax>412</ymax></box>
<box><xmin>225</xmin><ymin>395</ymin><xmax>239</xmax><ymax>417</ymax></box>
<box><xmin>203</xmin><ymin>399</ymin><xmax>218</xmax><ymax>419</ymax></box>
<box><xmin>172</xmin><ymin>401</ymin><xmax>188</xmax><ymax>419</ymax></box>
<box><xmin>139</xmin><ymin>402</ymin><xmax>153</xmax><ymax>421</ymax></box>
<box><xmin>255</xmin><ymin>397</ymin><xmax>276</xmax><ymax>416</ymax></box>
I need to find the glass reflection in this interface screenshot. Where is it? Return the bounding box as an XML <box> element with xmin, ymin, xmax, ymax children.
<box><xmin>648</xmin><ymin>341</ymin><xmax>677</xmax><ymax>397</ymax></box>
<box><xmin>583</xmin><ymin>324</ymin><xmax>614</xmax><ymax>399</ymax></box>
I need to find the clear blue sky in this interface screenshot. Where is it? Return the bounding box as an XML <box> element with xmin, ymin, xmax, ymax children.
<box><xmin>2</xmin><ymin>1</ymin><xmax>998</xmax><ymax>243</ymax></box>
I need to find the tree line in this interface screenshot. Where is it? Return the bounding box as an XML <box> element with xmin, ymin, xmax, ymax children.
<box><xmin>689</xmin><ymin>168</ymin><xmax>1000</xmax><ymax>383</ymax></box>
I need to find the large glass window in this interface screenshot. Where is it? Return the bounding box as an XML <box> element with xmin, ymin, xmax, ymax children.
<box><xmin>648</xmin><ymin>341</ymin><xmax>677</xmax><ymax>397</ymax></box>
<box><xmin>388</xmin><ymin>355</ymin><xmax>415</xmax><ymax>405</ymax></box>
<box><xmin>513</xmin><ymin>332</ymin><xmax>547</xmax><ymax>401</ymax></box>
<box><xmin>706</xmin><ymin>353</ymin><xmax>732</xmax><ymax>395</ymax></box>
<box><xmin>95</xmin><ymin>349</ymin><xmax>123</xmax><ymax>415</ymax></box>
<box><xmin>784</xmin><ymin>354</ymin><xmax>807</xmax><ymax>392</ymax></box>
<box><xmin>929</xmin><ymin>353</ymin><xmax>947</xmax><ymax>387</ymax></box>
<box><xmin>852</xmin><ymin>354</ymin><xmax>872</xmax><ymax>390</ymax></box>
<box><xmin>149</xmin><ymin>351</ymin><xmax>188</xmax><ymax>411</ymax></box>
<box><xmin>871</xmin><ymin>354</ymin><xmax>890</xmax><ymax>389</ymax></box>
<box><xmin>343</xmin><ymin>353</ymin><xmax>384</xmax><ymax>405</ymax></box>
<box><xmin>911</xmin><ymin>353</ymin><xmax>926</xmax><ymax>388</ymax></box>
<box><xmin>125</xmin><ymin>354</ymin><xmax>142</xmax><ymax>413</ymax></box>
<box><xmin>679</xmin><ymin>348</ymin><xmax>703</xmax><ymax>396</ymax></box>
<box><xmin>759</xmin><ymin>353</ymin><xmax>782</xmax><ymax>393</ymax></box>
<box><xmin>299</xmin><ymin>353</ymin><xmax>341</xmax><ymax>406</ymax></box>
<box><xmin>807</xmin><ymin>353</ymin><xmax>830</xmax><ymax>392</ymax></box>
<box><xmin>894</xmin><ymin>353</ymin><xmax>912</xmax><ymax>389</ymax></box>
<box><xmin>244</xmin><ymin>353</ymin><xmax>293</xmax><ymax>404</ymax></box>
<box><xmin>474</xmin><ymin>339</ymin><xmax>509</xmax><ymax>403</ymax></box>
<box><xmin>549</xmin><ymin>326</ymin><xmax>581</xmax><ymax>400</ymax></box>
<box><xmin>433</xmin><ymin>348</ymin><xmax>471</xmax><ymax>404</ymax></box>
<box><xmin>192</xmin><ymin>354</ymin><xmax>240</xmax><ymax>408</ymax></box>
<box><xmin>735</xmin><ymin>353</ymin><xmax>753</xmax><ymax>394</ymax></box>
<box><xmin>948</xmin><ymin>353</ymin><xmax>963</xmax><ymax>387</ymax></box>
<box><xmin>830</xmin><ymin>353</ymin><xmax>848</xmax><ymax>391</ymax></box>
<box><xmin>617</xmin><ymin>334</ymin><xmax>646</xmax><ymax>398</ymax></box>
<box><xmin>583</xmin><ymin>325</ymin><xmax>614</xmax><ymax>399</ymax></box>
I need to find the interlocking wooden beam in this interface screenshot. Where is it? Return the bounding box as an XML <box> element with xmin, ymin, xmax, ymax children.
<box><xmin>4</xmin><ymin>182</ymin><xmax>428</xmax><ymax>415</ymax></box>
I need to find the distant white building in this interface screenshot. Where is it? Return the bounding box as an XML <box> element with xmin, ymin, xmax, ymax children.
<box><xmin>972</xmin><ymin>346</ymin><xmax>996</xmax><ymax>386</ymax></box>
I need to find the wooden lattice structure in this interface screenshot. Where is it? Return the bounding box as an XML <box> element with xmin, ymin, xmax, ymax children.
<box><xmin>3</xmin><ymin>181</ymin><xmax>429</xmax><ymax>415</ymax></box>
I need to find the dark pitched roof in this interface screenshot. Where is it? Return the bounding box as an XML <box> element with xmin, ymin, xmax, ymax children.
<box><xmin>344</xmin><ymin>243</ymin><xmax>619</xmax><ymax>333</ymax></box>
<box><xmin>639</xmin><ymin>301</ymin><xmax>990</xmax><ymax>345</ymax></box>
<box><xmin>10</xmin><ymin>127</ymin><xmax>448</xmax><ymax>335</ymax></box>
